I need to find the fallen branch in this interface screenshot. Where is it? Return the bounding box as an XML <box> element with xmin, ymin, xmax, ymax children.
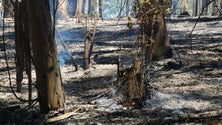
<box><xmin>47</xmin><ymin>107</ymin><xmax>81</xmax><ymax>123</ymax></box>
<box><xmin>163</xmin><ymin>109</ymin><xmax>222</xmax><ymax>123</ymax></box>
<box><xmin>88</xmin><ymin>89</ymin><xmax>112</xmax><ymax>101</ymax></box>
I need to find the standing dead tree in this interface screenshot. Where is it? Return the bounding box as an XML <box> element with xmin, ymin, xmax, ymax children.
<box><xmin>83</xmin><ymin>4</ymin><xmax>97</xmax><ymax>70</ymax></box>
<box><xmin>118</xmin><ymin>0</ymin><xmax>171</xmax><ymax>107</ymax></box>
<box><xmin>14</xmin><ymin>0</ymin><xmax>24</xmax><ymax>92</ymax></box>
<box><xmin>2</xmin><ymin>0</ymin><xmax>13</xmax><ymax>18</ymax></box>
<box><xmin>83</xmin><ymin>31</ymin><xmax>91</xmax><ymax>70</ymax></box>
<box><xmin>14</xmin><ymin>0</ymin><xmax>32</xmax><ymax>100</ymax></box>
<box><xmin>139</xmin><ymin>0</ymin><xmax>172</xmax><ymax>61</ymax></box>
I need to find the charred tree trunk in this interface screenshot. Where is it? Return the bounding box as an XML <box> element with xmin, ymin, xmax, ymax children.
<box><xmin>67</xmin><ymin>0</ymin><xmax>77</xmax><ymax>17</ymax></box>
<box><xmin>126</xmin><ymin>0</ymin><xmax>129</xmax><ymax>16</ymax></box>
<box><xmin>202</xmin><ymin>0</ymin><xmax>210</xmax><ymax>15</ymax></box>
<box><xmin>88</xmin><ymin>0</ymin><xmax>93</xmax><ymax>16</ymax></box>
<box><xmin>57</xmin><ymin>0</ymin><xmax>68</xmax><ymax>18</ymax></box>
<box><xmin>15</xmin><ymin>0</ymin><xmax>32</xmax><ymax>100</ymax></box>
<box><xmin>141</xmin><ymin>0</ymin><xmax>171</xmax><ymax>61</ymax></box>
<box><xmin>193</xmin><ymin>0</ymin><xmax>198</xmax><ymax>16</ymax></box>
<box><xmin>75</xmin><ymin>0</ymin><xmax>83</xmax><ymax>19</ymax></box>
<box><xmin>82</xmin><ymin>0</ymin><xmax>86</xmax><ymax>15</ymax></box>
<box><xmin>23</xmin><ymin>0</ymin><xmax>32</xmax><ymax>106</ymax></box>
<box><xmin>212</xmin><ymin>0</ymin><xmax>220</xmax><ymax>16</ymax></box>
<box><xmin>180</xmin><ymin>0</ymin><xmax>189</xmax><ymax>14</ymax></box>
<box><xmin>14</xmin><ymin>0</ymin><xmax>24</xmax><ymax>92</ymax></box>
<box><xmin>98</xmin><ymin>0</ymin><xmax>103</xmax><ymax>18</ymax></box>
<box><xmin>93</xmin><ymin>0</ymin><xmax>98</xmax><ymax>17</ymax></box>
<box><xmin>83</xmin><ymin>31</ymin><xmax>90</xmax><ymax>70</ymax></box>
<box><xmin>220</xmin><ymin>0</ymin><xmax>222</xmax><ymax>11</ymax></box>
<box><xmin>3</xmin><ymin>0</ymin><xmax>13</xmax><ymax>18</ymax></box>
<box><xmin>119</xmin><ymin>0</ymin><xmax>171</xmax><ymax>108</ymax></box>
<box><xmin>27</xmin><ymin>0</ymin><xmax>65</xmax><ymax>113</ymax></box>
<box><xmin>120</xmin><ymin>58</ymin><xmax>148</xmax><ymax>107</ymax></box>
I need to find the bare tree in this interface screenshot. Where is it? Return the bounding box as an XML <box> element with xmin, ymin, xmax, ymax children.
<box><xmin>57</xmin><ymin>0</ymin><xmax>68</xmax><ymax>18</ymax></box>
<box><xmin>126</xmin><ymin>0</ymin><xmax>129</xmax><ymax>16</ymax></box>
<box><xmin>88</xmin><ymin>0</ymin><xmax>93</xmax><ymax>16</ymax></box>
<box><xmin>193</xmin><ymin>0</ymin><xmax>198</xmax><ymax>16</ymax></box>
<box><xmin>27</xmin><ymin>0</ymin><xmax>65</xmax><ymax>113</ymax></box>
<box><xmin>75</xmin><ymin>0</ymin><xmax>83</xmax><ymax>18</ymax></box>
<box><xmin>2</xmin><ymin>0</ymin><xmax>13</xmax><ymax>18</ymax></box>
<box><xmin>83</xmin><ymin>0</ymin><xmax>98</xmax><ymax>70</ymax></box>
<box><xmin>180</xmin><ymin>0</ymin><xmax>189</xmax><ymax>14</ymax></box>
<box><xmin>141</xmin><ymin>0</ymin><xmax>171</xmax><ymax>61</ymax></box>
<box><xmin>99</xmin><ymin>0</ymin><xmax>103</xmax><ymax>18</ymax></box>
<box><xmin>202</xmin><ymin>0</ymin><xmax>210</xmax><ymax>15</ymax></box>
<box><xmin>212</xmin><ymin>0</ymin><xmax>220</xmax><ymax>16</ymax></box>
<box><xmin>93</xmin><ymin>0</ymin><xmax>98</xmax><ymax>17</ymax></box>
<box><xmin>14</xmin><ymin>0</ymin><xmax>24</xmax><ymax>92</ymax></box>
<box><xmin>119</xmin><ymin>0</ymin><xmax>172</xmax><ymax>107</ymax></box>
<box><xmin>83</xmin><ymin>31</ymin><xmax>90</xmax><ymax>70</ymax></box>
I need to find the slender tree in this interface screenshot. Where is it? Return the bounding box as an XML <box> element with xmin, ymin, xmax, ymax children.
<box><xmin>27</xmin><ymin>0</ymin><xmax>65</xmax><ymax>113</ymax></box>
<box><xmin>180</xmin><ymin>0</ymin><xmax>188</xmax><ymax>14</ymax></box>
<box><xmin>193</xmin><ymin>0</ymin><xmax>198</xmax><ymax>16</ymax></box>
<box><xmin>202</xmin><ymin>0</ymin><xmax>210</xmax><ymax>15</ymax></box>
<box><xmin>119</xmin><ymin>0</ymin><xmax>172</xmax><ymax>107</ymax></box>
<box><xmin>93</xmin><ymin>0</ymin><xmax>98</xmax><ymax>17</ymax></box>
<box><xmin>75</xmin><ymin>0</ymin><xmax>83</xmax><ymax>17</ymax></box>
<box><xmin>14</xmin><ymin>0</ymin><xmax>24</xmax><ymax>92</ymax></box>
<box><xmin>126</xmin><ymin>0</ymin><xmax>130</xmax><ymax>16</ymax></box>
<box><xmin>220</xmin><ymin>0</ymin><xmax>222</xmax><ymax>11</ymax></box>
<box><xmin>82</xmin><ymin>0</ymin><xmax>86</xmax><ymax>15</ymax></box>
<box><xmin>83</xmin><ymin>31</ymin><xmax>90</xmax><ymax>70</ymax></box>
<box><xmin>88</xmin><ymin>0</ymin><xmax>93</xmax><ymax>16</ymax></box>
<box><xmin>212</xmin><ymin>0</ymin><xmax>220</xmax><ymax>16</ymax></box>
<box><xmin>99</xmin><ymin>0</ymin><xmax>103</xmax><ymax>18</ymax></box>
<box><xmin>57</xmin><ymin>0</ymin><xmax>68</xmax><ymax>18</ymax></box>
<box><xmin>3</xmin><ymin>0</ymin><xmax>13</xmax><ymax>18</ymax></box>
<box><xmin>67</xmin><ymin>0</ymin><xmax>77</xmax><ymax>16</ymax></box>
<box><xmin>140</xmin><ymin>0</ymin><xmax>171</xmax><ymax>61</ymax></box>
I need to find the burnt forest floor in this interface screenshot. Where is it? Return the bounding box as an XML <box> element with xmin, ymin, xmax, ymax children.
<box><xmin>0</xmin><ymin>17</ymin><xmax>222</xmax><ymax>125</ymax></box>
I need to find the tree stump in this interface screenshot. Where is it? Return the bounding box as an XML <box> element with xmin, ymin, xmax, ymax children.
<box><xmin>119</xmin><ymin>58</ymin><xmax>148</xmax><ymax>107</ymax></box>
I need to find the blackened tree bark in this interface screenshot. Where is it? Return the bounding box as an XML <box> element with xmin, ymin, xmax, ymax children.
<box><xmin>83</xmin><ymin>31</ymin><xmax>90</xmax><ymax>70</ymax></box>
<box><xmin>88</xmin><ymin>0</ymin><xmax>93</xmax><ymax>16</ymax></box>
<box><xmin>14</xmin><ymin>0</ymin><xmax>24</xmax><ymax>92</ymax></box>
<box><xmin>120</xmin><ymin>58</ymin><xmax>148</xmax><ymax>107</ymax></box>
<box><xmin>99</xmin><ymin>0</ymin><xmax>103</xmax><ymax>18</ymax></box>
<box><xmin>141</xmin><ymin>0</ymin><xmax>171</xmax><ymax>61</ymax></box>
<box><xmin>93</xmin><ymin>0</ymin><xmax>98</xmax><ymax>17</ymax></box>
<box><xmin>212</xmin><ymin>0</ymin><xmax>220</xmax><ymax>16</ymax></box>
<box><xmin>220</xmin><ymin>0</ymin><xmax>222</xmax><ymax>11</ymax></box>
<box><xmin>57</xmin><ymin>0</ymin><xmax>68</xmax><ymax>18</ymax></box>
<box><xmin>202</xmin><ymin>0</ymin><xmax>210</xmax><ymax>15</ymax></box>
<box><xmin>27</xmin><ymin>0</ymin><xmax>65</xmax><ymax>113</ymax></box>
<box><xmin>126</xmin><ymin>0</ymin><xmax>129</xmax><ymax>16</ymax></box>
<box><xmin>193</xmin><ymin>0</ymin><xmax>198</xmax><ymax>16</ymax></box>
<box><xmin>82</xmin><ymin>0</ymin><xmax>86</xmax><ymax>15</ymax></box>
<box><xmin>120</xmin><ymin>0</ymin><xmax>171</xmax><ymax>107</ymax></box>
<box><xmin>67</xmin><ymin>0</ymin><xmax>77</xmax><ymax>16</ymax></box>
<box><xmin>3</xmin><ymin>0</ymin><xmax>13</xmax><ymax>18</ymax></box>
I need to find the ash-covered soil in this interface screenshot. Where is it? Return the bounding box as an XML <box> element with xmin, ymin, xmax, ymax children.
<box><xmin>0</xmin><ymin>17</ymin><xmax>222</xmax><ymax>124</ymax></box>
